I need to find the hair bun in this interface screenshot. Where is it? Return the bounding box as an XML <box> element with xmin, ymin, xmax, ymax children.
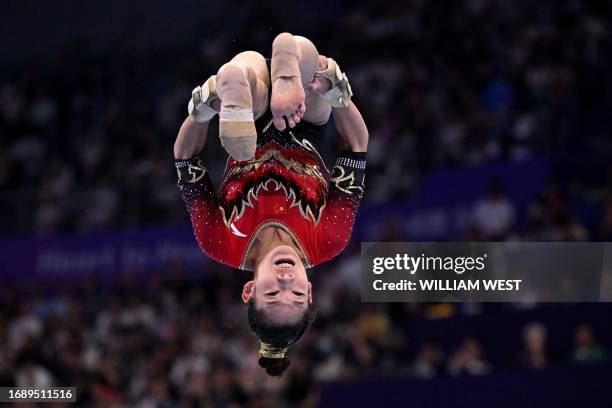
<box><xmin>258</xmin><ymin>356</ymin><xmax>290</xmax><ymax>376</ymax></box>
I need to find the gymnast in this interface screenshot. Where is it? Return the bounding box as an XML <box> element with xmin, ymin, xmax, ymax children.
<box><xmin>173</xmin><ymin>33</ymin><xmax>368</xmax><ymax>376</ymax></box>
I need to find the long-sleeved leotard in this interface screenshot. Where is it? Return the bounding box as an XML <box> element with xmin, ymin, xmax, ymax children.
<box><xmin>176</xmin><ymin>112</ymin><xmax>365</xmax><ymax>270</ymax></box>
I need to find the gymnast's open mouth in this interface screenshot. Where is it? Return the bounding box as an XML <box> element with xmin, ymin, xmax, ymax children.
<box><xmin>274</xmin><ymin>258</ymin><xmax>295</xmax><ymax>268</ymax></box>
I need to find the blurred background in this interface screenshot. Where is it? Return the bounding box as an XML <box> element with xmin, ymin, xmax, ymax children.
<box><xmin>1</xmin><ymin>0</ymin><xmax>611</xmax><ymax>406</ymax></box>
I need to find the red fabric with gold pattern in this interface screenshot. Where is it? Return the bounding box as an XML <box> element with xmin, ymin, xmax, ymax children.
<box><xmin>177</xmin><ymin>119</ymin><xmax>365</xmax><ymax>270</ymax></box>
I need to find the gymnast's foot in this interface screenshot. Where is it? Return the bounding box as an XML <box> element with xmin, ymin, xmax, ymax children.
<box><xmin>271</xmin><ymin>33</ymin><xmax>306</xmax><ymax>131</ymax></box>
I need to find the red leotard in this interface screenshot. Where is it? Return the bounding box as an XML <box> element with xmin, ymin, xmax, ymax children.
<box><xmin>176</xmin><ymin>114</ymin><xmax>366</xmax><ymax>270</ymax></box>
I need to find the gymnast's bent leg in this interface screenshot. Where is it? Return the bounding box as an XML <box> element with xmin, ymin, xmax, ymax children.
<box><xmin>174</xmin><ymin>51</ymin><xmax>269</xmax><ymax>161</ymax></box>
<box><xmin>270</xmin><ymin>33</ymin><xmax>332</xmax><ymax>130</ymax></box>
<box><xmin>217</xmin><ymin>51</ymin><xmax>270</xmax><ymax>161</ymax></box>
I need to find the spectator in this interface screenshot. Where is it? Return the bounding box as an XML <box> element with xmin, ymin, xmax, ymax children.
<box><xmin>412</xmin><ymin>342</ymin><xmax>445</xmax><ymax>379</ymax></box>
<box><xmin>571</xmin><ymin>324</ymin><xmax>607</xmax><ymax>364</ymax></box>
<box><xmin>1</xmin><ymin>270</ymin><xmax>612</xmax><ymax>405</ymax></box>
<box><xmin>0</xmin><ymin>1</ymin><xmax>609</xmax><ymax>238</ymax></box>
<box><xmin>1</xmin><ymin>0</ymin><xmax>612</xmax><ymax>405</ymax></box>
<box><xmin>447</xmin><ymin>337</ymin><xmax>492</xmax><ymax>376</ymax></box>
<box><xmin>520</xmin><ymin>322</ymin><xmax>549</xmax><ymax>369</ymax></box>
<box><xmin>471</xmin><ymin>181</ymin><xmax>516</xmax><ymax>240</ymax></box>
<box><xmin>15</xmin><ymin>359</ymin><xmax>54</xmax><ymax>388</ymax></box>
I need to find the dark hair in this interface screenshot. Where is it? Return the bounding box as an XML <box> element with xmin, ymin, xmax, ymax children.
<box><xmin>258</xmin><ymin>355</ymin><xmax>290</xmax><ymax>377</ymax></box>
<box><xmin>248</xmin><ymin>299</ymin><xmax>312</xmax><ymax>376</ymax></box>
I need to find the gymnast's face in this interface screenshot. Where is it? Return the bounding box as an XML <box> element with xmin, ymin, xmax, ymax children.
<box><xmin>242</xmin><ymin>245</ymin><xmax>312</xmax><ymax>325</ymax></box>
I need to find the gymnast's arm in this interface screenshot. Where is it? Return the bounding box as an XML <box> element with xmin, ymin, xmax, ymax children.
<box><xmin>314</xmin><ymin>146</ymin><xmax>366</xmax><ymax>262</ymax></box>
<box><xmin>305</xmin><ymin>55</ymin><xmax>368</xmax><ymax>152</ymax></box>
<box><xmin>174</xmin><ymin>73</ymin><xmax>220</xmax><ymax>160</ymax></box>
<box><xmin>312</xmin><ymin>64</ymin><xmax>368</xmax><ymax>259</ymax></box>
<box><xmin>174</xmin><ymin>115</ymin><xmax>230</xmax><ymax>263</ymax></box>
<box><xmin>174</xmin><ymin>117</ymin><xmax>209</xmax><ymax>160</ymax></box>
<box><xmin>173</xmin><ymin>115</ymin><xmax>218</xmax><ymax>217</ymax></box>
<box><xmin>313</xmin><ymin>103</ymin><xmax>367</xmax><ymax>261</ymax></box>
<box><xmin>331</xmin><ymin>101</ymin><xmax>369</xmax><ymax>153</ymax></box>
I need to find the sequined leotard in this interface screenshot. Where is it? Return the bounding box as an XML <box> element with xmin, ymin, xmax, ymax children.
<box><xmin>176</xmin><ymin>112</ymin><xmax>366</xmax><ymax>270</ymax></box>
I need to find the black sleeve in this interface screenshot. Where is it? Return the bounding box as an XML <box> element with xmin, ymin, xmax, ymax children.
<box><xmin>174</xmin><ymin>156</ymin><xmax>218</xmax><ymax>208</ymax></box>
<box><xmin>330</xmin><ymin>150</ymin><xmax>366</xmax><ymax>201</ymax></box>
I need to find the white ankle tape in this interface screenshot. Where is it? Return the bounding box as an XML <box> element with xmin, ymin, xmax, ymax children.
<box><xmin>219</xmin><ymin>108</ymin><xmax>254</xmax><ymax>121</ymax></box>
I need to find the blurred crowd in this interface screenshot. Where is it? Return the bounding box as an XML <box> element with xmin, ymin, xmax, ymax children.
<box><xmin>1</xmin><ymin>266</ymin><xmax>611</xmax><ymax>407</ymax></box>
<box><xmin>0</xmin><ymin>0</ymin><xmax>610</xmax><ymax>235</ymax></box>
<box><xmin>1</xmin><ymin>1</ymin><xmax>612</xmax><ymax>405</ymax></box>
<box><xmin>465</xmin><ymin>176</ymin><xmax>612</xmax><ymax>242</ymax></box>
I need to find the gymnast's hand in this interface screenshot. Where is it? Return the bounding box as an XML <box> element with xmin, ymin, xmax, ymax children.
<box><xmin>306</xmin><ymin>56</ymin><xmax>353</xmax><ymax>108</ymax></box>
<box><xmin>304</xmin><ymin>55</ymin><xmax>333</xmax><ymax>95</ymax></box>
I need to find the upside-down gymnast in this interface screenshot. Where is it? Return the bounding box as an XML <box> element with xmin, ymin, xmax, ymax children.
<box><xmin>173</xmin><ymin>33</ymin><xmax>368</xmax><ymax>376</ymax></box>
